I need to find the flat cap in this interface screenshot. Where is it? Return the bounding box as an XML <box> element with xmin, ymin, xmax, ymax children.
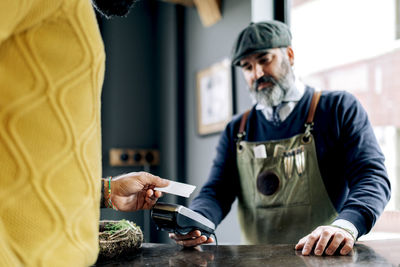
<box><xmin>231</xmin><ymin>20</ymin><xmax>292</xmax><ymax>66</ymax></box>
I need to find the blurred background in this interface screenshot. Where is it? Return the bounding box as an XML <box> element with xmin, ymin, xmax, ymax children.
<box><xmin>97</xmin><ymin>0</ymin><xmax>400</xmax><ymax>244</ymax></box>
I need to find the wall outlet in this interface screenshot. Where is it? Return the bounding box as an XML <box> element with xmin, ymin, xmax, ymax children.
<box><xmin>109</xmin><ymin>148</ymin><xmax>160</xmax><ymax>166</ymax></box>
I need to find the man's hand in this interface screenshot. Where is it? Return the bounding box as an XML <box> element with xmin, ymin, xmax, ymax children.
<box><xmin>295</xmin><ymin>225</ymin><xmax>355</xmax><ymax>256</ymax></box>
<box><xmin>169</xmin><ymin>230</ymin><xmax>214</xmax><ymax>247</ymax></box>
<box><xmin>109</xmin><ymin>172</ymin><xmax>169</xmax><ymax>211</ymax></box>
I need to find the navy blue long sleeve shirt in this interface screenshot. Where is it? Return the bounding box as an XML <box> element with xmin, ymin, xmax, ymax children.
<box><xmin>190</xmin><ymin>86</ymin><xmax>391</xmax><ymax>238</ymax></box>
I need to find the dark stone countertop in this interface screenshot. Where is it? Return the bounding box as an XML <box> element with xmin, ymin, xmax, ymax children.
<box><xmin>95</xmin><ymin>239</ymin><xmax>400</xmax><ymax>266</ymax></box>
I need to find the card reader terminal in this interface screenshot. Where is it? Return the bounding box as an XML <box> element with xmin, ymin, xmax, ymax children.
<box><xmin>151</xmin><ymin>202</ymin><xmax>215</xmax><ymax>238</ymax></box>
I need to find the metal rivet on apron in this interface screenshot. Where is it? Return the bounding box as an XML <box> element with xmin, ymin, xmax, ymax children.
<box><xmin>301</xmin><ymin>134</ymin><xmax>312</xmax><ymax>144</ymax></box>
<box><xmin>237</xmin><ymin>141</ymin><xmax>246</xmax><ymax>153</ymax></box>
<box><xmin>256</xmin><ymin>171</ymin><xmax>280</xmax><ymax>196</ymax></box>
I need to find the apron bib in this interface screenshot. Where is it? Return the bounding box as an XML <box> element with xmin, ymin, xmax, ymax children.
<box><xmin>236</xmin><ymin>91</ymin><xmax>337</xmax><ymax>244</ymax></box>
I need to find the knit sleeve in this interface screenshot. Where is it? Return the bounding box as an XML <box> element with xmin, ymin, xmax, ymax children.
<box><xmin>0</xmin><ymin>219</ymin><xmax>21</xmax><ymax>266</ymax></box>
<box><xmin>0</xmin><ymin>0</ymin><xmax>62</xmax><ymax>45</ymax></box>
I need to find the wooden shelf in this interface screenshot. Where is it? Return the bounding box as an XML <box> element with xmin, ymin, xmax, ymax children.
<box><xmin>162</xmin><ymin>0</ymin><xmax>222</xmax><ymax>27</ymax></box>
<box><xmin>194</xmin><ymin>0</ymin><xmax>222</xmax><ymax>27</ymax></box>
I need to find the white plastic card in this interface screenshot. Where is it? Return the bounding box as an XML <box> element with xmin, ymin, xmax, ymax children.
<box><xmin>155</xmin><ymin>180</ymin><xmax>196</xmax><ymax>198</ymax></box>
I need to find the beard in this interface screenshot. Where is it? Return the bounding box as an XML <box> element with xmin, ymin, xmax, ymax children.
<box><xmin>249</xmin><ymin>57</ymin><xmax>295</xmax><ymax>107</ymax></box>
<box><xmin>92</xmin><ymin>0</ymin><xmax>137</xmax><ymax>18</ymax></box>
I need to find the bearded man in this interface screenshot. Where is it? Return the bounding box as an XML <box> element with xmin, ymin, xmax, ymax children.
<box><xmin>169</xmin><ymin>20</ymin><xmax>391</xmax><ymax>257</ymax></box>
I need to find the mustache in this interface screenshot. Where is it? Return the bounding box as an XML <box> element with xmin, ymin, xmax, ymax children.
<box><xmin>252</xmin><ymin>76</ymin><xmax>277</xmax><ymax>91</ymax></box>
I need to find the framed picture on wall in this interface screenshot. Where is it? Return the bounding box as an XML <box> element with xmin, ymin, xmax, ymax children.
<box><xmin>196</xmin><ymin>58</ymin><xmax>233</xmax><ymax>136</ymax></box>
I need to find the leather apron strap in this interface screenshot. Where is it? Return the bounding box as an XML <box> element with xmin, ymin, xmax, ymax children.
<box><xmin>303</xmin><ymin>91</ymin><xmax>322</xmax><ymax>141</ymax></box>
<box><xmin>306</xmin><ymin>91</ymin><xmax>322</xmax><ymax>124</ymax></box>
<box><xmin>238</xmin><ymin>110</ymin><xmax>251</xmax><ymax>141</ymax></box>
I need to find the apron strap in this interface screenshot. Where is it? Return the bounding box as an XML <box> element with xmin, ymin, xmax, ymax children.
<box><xmin>237</xmin><ymin>109</ymin><xmax>251</xmax><ymax>141</ymax></box>
<box><xmin>304</xmin><ymin>90</ymin><xmax>322</xmax><ymax>139</ymax></box>
<box><xmin>306</xmin><ymin>91</ymin><xmax>322</xmax><ymax>124</ymax></box>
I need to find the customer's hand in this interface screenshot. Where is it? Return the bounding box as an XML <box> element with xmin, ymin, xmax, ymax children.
<box><xmin>169</xmin><ymin>230</ymin><xmax>214</xmax><ymax>247</ymax></box>
<box><xmin>108</xmin><ymin>172</ymin><xmax>169</xmax><ymax>211</ymax></box>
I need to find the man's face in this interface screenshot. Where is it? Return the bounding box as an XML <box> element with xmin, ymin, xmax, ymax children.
<box><xmin>239</xmin><ymin>47</ymin><xmax>295</xmax><ymax>107</ymax></box>
<box><xmin>92</xmin><ymin>0</ymin><xmax>137</xmax><ymax>18</ymax></box>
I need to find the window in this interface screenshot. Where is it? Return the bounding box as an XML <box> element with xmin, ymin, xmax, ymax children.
<box><xmin>290</xmin><ymin>0</ymin><xmax>400</xmax><ymax>211</ymax></box>
<box><xmin>397</xmin><ymin>0</ymin><xmax>400</xmax><ymax>39</ymax></box>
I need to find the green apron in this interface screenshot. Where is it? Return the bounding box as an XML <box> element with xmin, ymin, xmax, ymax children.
<box><xmin>236</xmin><ymin>91</ymin><xmax>338</xmax><ymax>244</ymax></box>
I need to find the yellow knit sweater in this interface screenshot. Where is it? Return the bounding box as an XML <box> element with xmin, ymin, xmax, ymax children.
<box><xmin>0</xmin><ymin>0</ymin><xmax>105</xmax><ymax>266</ymax></box>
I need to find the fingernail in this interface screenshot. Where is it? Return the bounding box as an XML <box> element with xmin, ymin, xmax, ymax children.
<box><xmin>315</xmin><ymin>249</ymin><xmax>321</xmax><ymax>255</ymax></box>
<box><xmin>326</xmin><ymin>249</ymin><xmax>332</xmax><ymax>255</ymax></box>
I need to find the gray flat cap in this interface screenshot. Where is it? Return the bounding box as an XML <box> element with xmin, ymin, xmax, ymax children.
<box><xmin>231</xmin><ymin>20</ymin><xmax>292</xmax><ymax>66</ymax></box>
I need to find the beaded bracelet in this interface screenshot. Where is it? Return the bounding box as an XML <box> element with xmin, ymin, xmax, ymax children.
<box><xmin>107</xmin><ymin>176</ymin><xmax>118</xmax><ymax>210</ymax></box>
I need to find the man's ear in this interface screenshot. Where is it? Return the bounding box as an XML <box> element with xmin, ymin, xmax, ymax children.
<box><xmin>286</xmin><ymin>46</ymin><xmax>294</xmax><ymax>66</ymax></box>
